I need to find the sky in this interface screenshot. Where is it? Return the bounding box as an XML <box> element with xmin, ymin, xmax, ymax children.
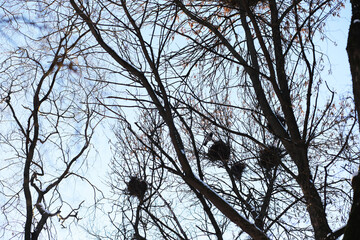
<box><xmin>0</xmin><ymin>1</ymin><xmax>355</xmax><ymax>239</ymax></box>
<box><xmin>322</xmin><ymin>3</ymin><xmax>352</xmax><ymax>93</ymax></box>
<box><xmin>73</xmin><ymin>4</ymin><xmax>355</xmax><ymax>239</ymax></box>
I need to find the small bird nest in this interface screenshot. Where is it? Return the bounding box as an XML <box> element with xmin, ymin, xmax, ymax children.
<box><xmin>207</xmin><ymin>140</ymin><xmax>231</xmax><ymax>162</ymax></box>
<box><xmin>230</xmin><ymin>162</ymin><xmax>246</xmax><ymax>180</ymax></box>
<box><xmin>132</xmin><ymin>234</ymin><xmax>146</xmax><ymax>240</ymax></box>
<box><xmin>258</xmin><ymin>146</ymin><xmax>282</xmax><ymax>171</ymax></box>
<box><xmin>127</xmin><ymin>177</ymin><xmax>147</xmax><ymax>199</ymax></box>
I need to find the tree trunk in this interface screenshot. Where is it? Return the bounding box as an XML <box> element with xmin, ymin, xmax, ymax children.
<box><xmin>343</xmin><ymin>173</ymin><xmax>360</xmax><ymax>240</ymax></box>
<box><xmin>344</xmin><ymin>0</ymin><xmax>360</xmax><ymax>239</ymax></box>
<box><xmin>291</xmin><ymin>147</ymin><xmax>331</xmax><ymax>239</ymax></box>
<box><xmin>347</xmin><ymin>0</ymin><xmax>360</xmax><ymax>121</ymax></box>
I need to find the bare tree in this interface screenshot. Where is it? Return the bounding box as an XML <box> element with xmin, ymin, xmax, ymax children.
<box><xmin>0</xmin><ymin>2</ymin><xmax>105</xmax><ymax>239</ymax></box>
<box><xmin>1</xmin><ymin>0</ymin><xmax>356</xmax><ymax>239</ymax></box>
<box><xmin>63</xmin><ymin>0</ymin><xmax>357</xmax><ymax>239</ymax></box>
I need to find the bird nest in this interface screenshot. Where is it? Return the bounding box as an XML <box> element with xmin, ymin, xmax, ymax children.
<box><xmin>132</xmin><ymin>234</ymin><xmax>146</xmax><ymax>240</ymax></box>
<box><xmin>230</xmin><ymin>162</ymin><xmax>246</xmax><ymax>180</ymax></box>
<box><xmin>207</xmin><ymin>140</ymin><xmax>231</xmax><ymax>162</ymax></box>
<box><xmin>127</xmin><ymin>177</ymin><xmax>148</xmax><ymax>199</ymax></box>
<box><xmin>258</xmin><ymin>146</ymin><xmax>283</xmax><ymax>171</ymax></box>
<box><xmin>219</xmin><ymin>0</ymin><xmax>266</xmax><ymax>9</ymax></box>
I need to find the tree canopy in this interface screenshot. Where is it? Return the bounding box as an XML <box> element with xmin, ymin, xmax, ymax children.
<box><xmin>0</xmin><ymin>1</ymin><xmax>358</xmax><ymax>239</ymax></box>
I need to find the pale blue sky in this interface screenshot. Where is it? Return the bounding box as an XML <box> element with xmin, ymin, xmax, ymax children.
<box><xmin>0</xmin><ymin>2</ymin><xmax>355</xmax><ymax>239</ymax></box>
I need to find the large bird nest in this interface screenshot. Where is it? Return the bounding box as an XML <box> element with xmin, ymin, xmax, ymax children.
<box><xmin>258</xmin><ymin>146</ymin><xmax>283</xmax><ymax>171</ymax></box>
<box><xmin>230</xmin><ymin>162</ymin><xmax>246</xmax><ymax>180</ymax></box>
<box><xmin>207</xmin><ymin>140</ymin><xmax>231</xmax><ymax>162</ymax></box>
<box><xmin>127</xmin><ymin>176</ymin><xmax>148</xmax><ymax>199</ymax></box>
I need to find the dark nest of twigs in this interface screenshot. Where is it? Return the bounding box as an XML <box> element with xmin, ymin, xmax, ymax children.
<box><xmin>230</xmin><ymin>162</ymin><xmax>246</xmax><ymax>180</ymax></box>
<box><xmin>258</xmin><ymin>146</ymin><xmax>283</xmax><ymax>171</ymax></box>
<box><xmin>127</xmin><ymin>177</ymin><xmax>147</xmax><ymax>199</ymax></box>
<box><xmin>219</xmin><ymin>0</ymin><xmax>266</xmax><ymax>9</ymax></box>
<box><xmin>132</xmin><ymin>234</ymin><xmax>146</xmax><ymax>240</ymax></box>
<box><xmin>207</xmin><ymin>140</ymin><xmax>231</xmax><ymax>162</ymax></box>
